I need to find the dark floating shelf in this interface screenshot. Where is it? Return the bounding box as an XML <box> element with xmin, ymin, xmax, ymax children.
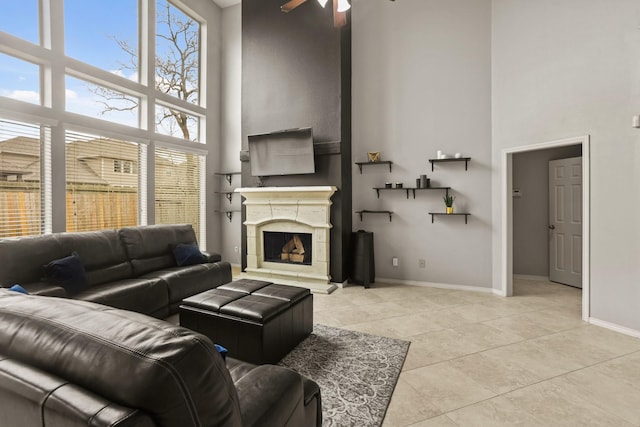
<box><xmin>215</xmin><ymin>210</ymin><xmax>241</xmax><ymax>222</ymax></box>
<box><xmin>373</xmin><ymin>186</ymin><xmax>451</xmax><ymax>199</ymax></box>
<box><xmin>355</xmin><ymin>160</ymin><xmax>393</xmax><ymax>174</ymax></box>
<box><xmin>214</xmin><ymin>171</ymin><xmax>241</xmax><ymax>184</ymax></box>
<box><xmin>355</xmin><ymin>210</ymin><xmax>394</xmax><ymax>222</ymax></box>
<box><xmin>428</xmin><ymin>212</ymin><xmax>471</xmax><ymax>224</ymax></box>
<box><xmin>215</xmin><ymin>191</ymin><xmax>234</xmax><ymax>203</ymax></box>
<box><xmin>428</xmin><ymin>157</ymin><xmax>471</xmax><ymax>172</ymax></box>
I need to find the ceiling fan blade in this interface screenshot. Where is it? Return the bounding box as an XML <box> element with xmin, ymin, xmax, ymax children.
<box><xmin>333</xmin><ymin>0</ymin><xmax>347</xmax><ymax>27</ymax></box>
<box><xmin>281</xmin><ymin>0</ymin><xmax>308</xmax><ymax>13</ymax></box>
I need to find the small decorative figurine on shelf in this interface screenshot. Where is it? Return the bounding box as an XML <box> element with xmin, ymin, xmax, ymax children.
<box><xmin>367</xmin><ymin>151</ymin><xmax>380</xmax><ymax>162</ymax></box>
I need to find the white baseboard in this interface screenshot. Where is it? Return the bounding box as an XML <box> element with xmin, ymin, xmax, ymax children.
<box><xmin>513</xmin><ymin>274</ymin><xmax>550</xmax><ymax>281</ymax></box>
<box><xmin>588</xmin><ymin>317</ymin><xmax>640</xmax><ymax>339</ymax></box>
<box><xmin>375</xmin><ymin>277</ymin><xmax>497</xmax><ymax>295</ymax></box>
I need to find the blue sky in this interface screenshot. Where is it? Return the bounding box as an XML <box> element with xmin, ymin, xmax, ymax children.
<box><xmin>0</xmin><ymin>0</ymin><xmax>138</xmax><ymax>71</ymax></box>
<box><xmin>0</xmin><ymin>0</ymin><xmax>139</xmax><ymax>125</ymax></box>
<box><xmin>0</xmin><ymin>0</ymin><xmax>196</xmax><ymax>134</ymax></box>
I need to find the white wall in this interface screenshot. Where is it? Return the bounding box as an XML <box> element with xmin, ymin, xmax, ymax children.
<box><xmin>218</xmin><ymin>4</ymin><xmax>243</xmax><ymax>266</ymax></box>
<box><xmin>351</xmin><ymin>0</ymin><xmax>493</xmax><ymax>288</ymax></box>
<box><xmin>492</xmin><ymin>0</ymin><xmax>640</xmax><ymax>330</ymax></box>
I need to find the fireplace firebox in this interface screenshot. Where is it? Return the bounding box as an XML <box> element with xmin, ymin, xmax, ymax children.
<box><xmin>263</xmin><ymin>232</ymin><xmax>312</xmax><ymax>265</ymax></box>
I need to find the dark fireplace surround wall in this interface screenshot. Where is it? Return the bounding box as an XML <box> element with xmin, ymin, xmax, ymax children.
<box><xmin>241</xmin><ymin>0</ymin><xmax>352</xmax><ymax>283</ymax></box>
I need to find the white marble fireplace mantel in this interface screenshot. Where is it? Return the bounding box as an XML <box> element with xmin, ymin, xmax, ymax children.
<box><xmin>235</xmin><ymin>186</ymin><xmax>337</xmax><ymax>294</ymax></box>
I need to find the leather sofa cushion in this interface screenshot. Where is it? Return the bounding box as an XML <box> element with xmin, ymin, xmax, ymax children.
<box><xmin>0</xmin><ymin>234</ymin><xmax>72</xmax><ymax>287</ymax></box>
<box><xmin>52</xmin><ymin>230</ymin><xmax>132</xmax><ymax>286</ymax></box>
<box><xmin>0</xmin><ymin>230</ymin><xmax>132</xmax><ymax>290</ymax></box>
<box><xmin>226</xmin><ymin>357</ymin><xmax>322</xmax><ymax>427</ymax></box>
<box><xmin>0</xmin><ymin>357</ymin><xmax>157</xmax><ymax>427</ymax></box>
<box><xmin>0</xmin><ymin>290</ymin><xmax>243</xmax><ymax>427</ymax></box>
<box><xmin>142</xmin><ymin>261</ymin><xmax>233</xmax><ymax>307</ymax></box>
<box><xmin>74</xmin><ymin>277</ymin><xmax>169</xmax><ymax>318</ymax></box>
<box><xmin>119</xmin><ymin>224</ymin><xmax>199</xmax><ymax>276</ymax></box>
<box><xmin>8</xmin><ymin>280</ymin><xmax>67</xmax><ymax>297</ymax></box>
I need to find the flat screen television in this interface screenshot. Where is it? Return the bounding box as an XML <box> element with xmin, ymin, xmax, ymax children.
<box><xmin>248</xmin><ymin>127</ymin><xmax>315</xmax><ymax>177</ymax></box>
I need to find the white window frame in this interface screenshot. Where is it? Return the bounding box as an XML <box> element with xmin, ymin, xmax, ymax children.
<box><xmin>0</xmin><ymin>0</ymin><xmax>210</xmax><ymax>236</ymax></box>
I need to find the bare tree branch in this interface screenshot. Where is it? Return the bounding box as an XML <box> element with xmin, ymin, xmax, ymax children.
<box><xmin>92</xmin><ymin>1</ymin><xmax>199</xmax><ymax>141</ymax></box>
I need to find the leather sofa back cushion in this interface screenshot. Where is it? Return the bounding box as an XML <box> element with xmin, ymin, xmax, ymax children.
<box><xmin>0</xmin><ymin>230</ymin><xmax>132</xmax><ymax>287</ymax></box>
<box><xmin>0</xmin><ymin>290</ymin><xmax>243</xmax><ymax>427</ymax></box>
<box><xmin>119</xmin><ymin>224</ymin><xmax>199</xmax><ymax>276</ymax></box>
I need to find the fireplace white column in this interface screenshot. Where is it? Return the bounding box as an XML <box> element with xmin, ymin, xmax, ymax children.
<box><xmin>235</xmin><ymin>186</ymin><xmax>337</xmax><ymax>294</ymax></box>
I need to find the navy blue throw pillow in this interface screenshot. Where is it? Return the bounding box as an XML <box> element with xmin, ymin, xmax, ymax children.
<box><xmin>172</xmin><ymin>243</ymin><xmax>206</xmax><ymax>266</ymax></box>
<box><xmin>45</xmin><ymin>251</ymin><xmax>88</xmax><ymax>295</ymax></box>
<box><xmin>9</xmin><ymin>284</ymin><xmax>29</xmax><ymax>294</ymax></box>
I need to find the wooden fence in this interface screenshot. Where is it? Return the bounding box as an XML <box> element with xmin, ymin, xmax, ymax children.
<box><xmin>1</xmin><ymin>186</ymin><xmax>138</xmax><ymax>237</ymax></box>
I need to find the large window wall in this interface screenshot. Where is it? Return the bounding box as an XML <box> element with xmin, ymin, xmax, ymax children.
<box><xmin>0</xmin><ymin>0</ymin><xmax>212</xmax><ymax>244</ymax></box>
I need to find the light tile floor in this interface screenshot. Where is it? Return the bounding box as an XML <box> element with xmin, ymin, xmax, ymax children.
<box><xmin>312</xmin><ymin>278</ymin><xmax>640</xmax><ymax>426</ymax></box>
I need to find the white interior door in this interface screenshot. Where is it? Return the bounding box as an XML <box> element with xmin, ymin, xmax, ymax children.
<box><xmin>549</xmin><ymin>157</ymin><xmax>582</xmax><ymax>288</ymax></box>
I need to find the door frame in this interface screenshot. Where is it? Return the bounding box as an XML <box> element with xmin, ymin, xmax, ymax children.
<box><xmin>501</xmin><ymin>135</ymin><xmax>590</xmax><ymax>321</ymax></box>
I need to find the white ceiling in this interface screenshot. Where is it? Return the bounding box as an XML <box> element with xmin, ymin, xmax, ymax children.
<box><xmin>212</xmin><ymin>0</ymin><xmax>241</xmax><ymax>8</ymax></box>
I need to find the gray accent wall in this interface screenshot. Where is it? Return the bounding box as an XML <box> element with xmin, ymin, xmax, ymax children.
<box><xmin>512</xmin><ymin>146</ymin><xmax>582</xmax><ymax>277</ymax></box>
<box><xmin>492</xmin><ymin>0</ymin><xmax>640</xmax><ymax>330</ymax></box>
<box><xmin>240</xmin><ymin>0</ymin><xmax>352</xmax><ymax>283</ymax></box>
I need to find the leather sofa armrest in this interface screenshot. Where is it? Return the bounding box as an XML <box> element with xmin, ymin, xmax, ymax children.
<box><xmin>201</xmin><ymin>251</ymin><xmax>222</xmax><ymax>263</ymax></box>
<box><xmin>234</xmin><ymin>365</ymin><xmax>314</xmax><ymax>427</ymax></box>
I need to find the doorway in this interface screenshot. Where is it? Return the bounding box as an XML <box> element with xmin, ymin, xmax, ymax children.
<box><xmin>501</xmin><ymin>136</ymin><xmax>590</xmax><ymax>321</ymax></box>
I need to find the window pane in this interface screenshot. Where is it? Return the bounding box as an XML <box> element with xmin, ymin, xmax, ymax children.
<box><xmin>64</xmin><ymin>0</ymin><xmax>139</xmax><ymax>80</ymax></box>
<box><xmin>0</xmin><ymin>53</ymin><xmax>40</xmax><ymax>105</ymax></box>
<box><xmin>0</xmin><ymin>118</ymin><xmax>43</xmax><ymax>237</ymax></box>
<box><xmin>155</xmin><ymin>104</ymin><xmax>199</xmax><ymax>141</ymax></box>
<box><xmin>155</xmin><ymin>147</ymin><xmax>203</xmax><ymax>241</ymax></box>
<box><xmin>66</xmin><ymin>76</ymin><xmax>139</xmax><ymax>127</ymax></box>
<box><xmin>156</xmin><ymin>0</ymin><xmax>200</xmax><ymax>105</ymax></box>
<box><xmin>66</xmin><ymin>131</ymin><xmax>139</xmax><ymax>232</ymax></box>
<box><xmin>0</xmin><ymin>0</ymin><xmax>38</xmax><ymax>44</ymax></box>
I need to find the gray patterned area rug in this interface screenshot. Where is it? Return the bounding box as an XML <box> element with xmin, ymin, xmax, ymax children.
<box><xmin>278</xmin><ymin>324</ymin><xmax>410</xmax><ymax>427</ymax></box>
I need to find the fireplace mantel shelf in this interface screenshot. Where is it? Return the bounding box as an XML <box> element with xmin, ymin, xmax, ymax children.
<box><xmin>235</xmin><ymin>186</ymin><xmax>336</xmax><ymax>195</ymax></box>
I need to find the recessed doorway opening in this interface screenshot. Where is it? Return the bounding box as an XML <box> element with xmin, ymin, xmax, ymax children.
<box><xmin>501</xmin><ymin>135</ymin><xmax>590</xmax><ymax>321</ymax></box>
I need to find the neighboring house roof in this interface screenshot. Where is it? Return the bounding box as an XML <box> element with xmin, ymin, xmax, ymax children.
<box><xmin>0</xmin><ymin>137</ymin><xmax>41</xmax><ymax>182</ymax></box>
<box><xmin>0</xmin><ymin>137</ymin><xmax>138</xmax><ymax>185</ymax></box>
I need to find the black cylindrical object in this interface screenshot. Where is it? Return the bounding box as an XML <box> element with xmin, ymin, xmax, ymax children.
<box><xmin>350</xmin><ymin>230</ymin><xmax>375</xmax><ymax>288</ymax></box>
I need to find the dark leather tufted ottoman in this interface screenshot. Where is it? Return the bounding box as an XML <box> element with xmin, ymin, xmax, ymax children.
<box><xmin>179</xmin><ymin>279</ymin><xmax>313</xmax><ymax>364</ymax></box>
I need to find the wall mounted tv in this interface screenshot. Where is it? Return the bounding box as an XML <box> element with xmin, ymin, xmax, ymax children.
<box><xmin>248</xmin><ymin>127</ymin><xmax>315</xmax><ymax>177</ymax></box>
